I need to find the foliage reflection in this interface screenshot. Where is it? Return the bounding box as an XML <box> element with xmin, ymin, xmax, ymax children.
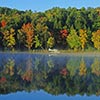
<box><xmin>0</xmin><ymin>54</ymin><xmax>100</xmax><ymax>96</ymax></box>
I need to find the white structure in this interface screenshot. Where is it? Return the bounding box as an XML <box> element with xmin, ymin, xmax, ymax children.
<box><xmin>48</xmin><ymin>48</ymin><xmax>60</xmax><ymax>53</ymax></box>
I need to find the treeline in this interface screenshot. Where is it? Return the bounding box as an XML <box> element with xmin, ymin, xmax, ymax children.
<box><xmin>0</xmin><ymin>7</ymin><xmax>100</xmax><ymax>51</ymax></box>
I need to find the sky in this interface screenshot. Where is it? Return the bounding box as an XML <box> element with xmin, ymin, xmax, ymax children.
<box><xmin>0</xmin><ymin>0</ymin><xmax>100</xmax><ymax>12</ymax></box>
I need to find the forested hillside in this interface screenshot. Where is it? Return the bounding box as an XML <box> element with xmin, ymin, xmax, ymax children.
<box><xmin>0</xmin><ymin>7</ymin><xmax>100</xmax><ymax>51</ymax></box>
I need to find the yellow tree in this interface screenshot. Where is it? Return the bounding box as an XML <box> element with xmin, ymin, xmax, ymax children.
<box><xmin>92</xmin><ymin>30</ymin><xmax>100</xmax><ymax>50</ymax></box>
<box><xmin>21</xmin><ymin>23</ymin><xmax>34</xmax><ymax>50</ymax></box>
<box><xmin>79</xmin><ymin>29</ymin><xmax>87</xmax><ymax>51</ymax></box>
<box><xmin>3</xmin><ymin>28</ymin><xmax>16</xmax><ymax>50</ymax></box>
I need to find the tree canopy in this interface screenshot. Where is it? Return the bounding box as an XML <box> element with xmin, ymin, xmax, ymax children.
<box><xmin>0</xmin><ymin>7</ymin><xmax>100</xmax><ymax>51</ymax></box>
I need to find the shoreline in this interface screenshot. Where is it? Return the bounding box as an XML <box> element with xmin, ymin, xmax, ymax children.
<box><xmin>0</xmin><ymin>50</ymin><xmax>100</xmax><ymax>56</ymax></box>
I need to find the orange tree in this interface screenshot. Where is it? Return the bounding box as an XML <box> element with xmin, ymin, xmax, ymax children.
<box><xmin>21</xmin><ymin>23</ymin><xmax>34</xmax><ymax>50</ymax></box>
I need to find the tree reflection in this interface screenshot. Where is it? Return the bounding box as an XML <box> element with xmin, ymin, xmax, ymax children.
<box><xmin>91</xmin><ymin>58</ymin><xmax>100</xmax><ymax>76</ymax></box>
<box><xmin>21</xmin><ymin>56</ymin><xmax>33</xmax><ymax>82</ymax></box>
<box><xmin>66</xmin><ymin>58</ymin><xmax>80</xmax><ymax>76</ymax></box>
<box><xmin>0</xmin><ymin>55</ymin><xmax>100</xmax><ymax>96</ymax></box>
<box><xmin>79</xmin><ymin>58</ymin><xmax>87</xmax><ymax>76</ymax></box>
<box><xmin>3</xmin><ymin>58</ymin><xmax>15</xmax><ymax>76</ymax></box>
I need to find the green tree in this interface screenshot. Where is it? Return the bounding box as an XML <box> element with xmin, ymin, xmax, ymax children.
<box><xmin>67</xmin><ymin>27</ymin><xmax>81</xmax><ymax>50</ymax></box>
<box><xmin>34</xmin><ymin>35</ymin><xmax>42</xmax><ymax>49</ymax></box>
<box><xmin>47</xmin><ymin>37</ymin><xmax>55</xmax><ymax>48</ymax></box>
<box><xmin>66</xmin><ymin>8</ymin><xmax>77</xmax><ymax>29</ymax></box>
<box><xmin>17</xmin><ymin>29</ymin><xmax>25</xmax><ymax>50</ymax></box>
<box><xmin>35</xmin><ymin>22</ymin><xmax>49</xmax><ymax>49</ymax></box>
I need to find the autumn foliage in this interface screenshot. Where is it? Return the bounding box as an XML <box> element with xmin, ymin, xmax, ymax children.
<box><xmin>79</xmin><ymin>29</ymin><xmax>87</xmax><ymax>50</ymax></box>
<box><xmin>0</xmin><ymin>20</ymin><xmax>6</xmax><ymax>28</ymax></box>
<box><xmin>92</xmin><ymin>30</ymin><xmax>100</xmax><ymax>50</ymax></box>
<box><xmin>0</xmin><ymin>7</ymin><xmax>100</xmax><ymax>51</ymax></box>
<box><xmin>21</xmin><ymin>23</ymin><xmax>34</xmax><ymax>50</ymax></box>
<box><xmin>2</xmin><ymin>28</ymin><xmax>16</xmax><ymax>50</ymax></box>
<box><xmin>60</xmin><ymin>29</ymin><xmax>68</xmax><ymax>38</ymax></box>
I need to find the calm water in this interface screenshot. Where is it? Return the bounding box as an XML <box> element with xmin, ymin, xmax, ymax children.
<box><xmin>0</xmin><ymin>53</ymin><xmax>100</xmax><ymax>100</ymax></box>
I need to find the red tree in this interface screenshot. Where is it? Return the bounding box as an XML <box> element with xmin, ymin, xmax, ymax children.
<box><xmin>0</xmin><ymin>20</ymin><xmax>6</xmax><ymax>28</ymax></box>
<box><xmin>60</xmin><ymin>29</ymin><xmax>68</xmax><ymax>38</ymax></box>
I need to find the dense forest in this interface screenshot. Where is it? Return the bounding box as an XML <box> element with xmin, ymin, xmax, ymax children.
<box><xmin>0</xmin><ymin>7</ymin><xmax>100</xmax><ymax>51</ymax></box>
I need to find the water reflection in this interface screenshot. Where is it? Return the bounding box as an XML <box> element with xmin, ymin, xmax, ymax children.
<box><xmin>0</xmin><ymin>53</ymin><xmax>100</xmax><ymax>96</ymax></box>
